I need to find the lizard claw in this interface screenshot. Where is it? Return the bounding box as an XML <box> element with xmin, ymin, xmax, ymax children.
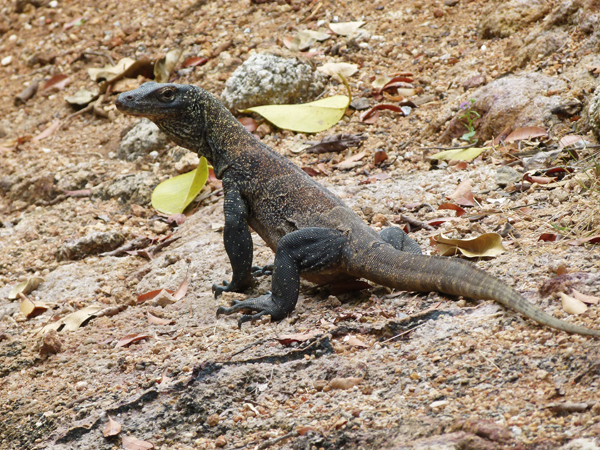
<box><xmin>251</xmin><ymin>264</ymin><xmax>274</xmax><ymax>277</ymax></box>
<box><xmin>212</xmin><ymin>280</ymin><xmax>230</xmax><ymax>298</ymax></box>
<box><xmin>215</xmin><ymin>293</ymin><xmax>286</xmax><ymax>328</ymax></box>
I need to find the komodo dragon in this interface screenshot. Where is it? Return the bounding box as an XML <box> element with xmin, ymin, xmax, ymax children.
<box><xmin>116</xmin><ymin>82</ymin><xmax>600</xmax><ymax>337</ymax></box>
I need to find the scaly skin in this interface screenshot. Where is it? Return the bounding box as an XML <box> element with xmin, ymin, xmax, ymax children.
<box><xmin>116</xmin><ymin>82</ymin><xmax>600</xmax><ymax>337</ymax></box>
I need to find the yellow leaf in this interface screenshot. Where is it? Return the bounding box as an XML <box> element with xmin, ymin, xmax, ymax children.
<box><xmin>430</xmin><ymin>146</ymin><xmax>490</xmax><ymax>161</ymax></box>
<box><xmin>239</xmin><ymin>76</ymin><xmax>351</xmax><ymax>133</ymax></box>
<box><xmin>19</xmin><ymin>296</ymin><xmax>48</xmax><ymax>319</ymax></box>
<box><xmin>432</xmin><ymin>233</ymin><xmax>506</xmax><ymax>258</ymax></box>
<box><xmin>151</xmin><ymin>156</ymin><xmax>208</xmax><ymax>214</ymax></box>
<box><xmin>154</xmin><ymin>48</ymin><xmax>183</xmax><ymax>83</ymax></box>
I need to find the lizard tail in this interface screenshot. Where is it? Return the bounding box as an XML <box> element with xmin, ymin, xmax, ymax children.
<box><xmin>351</xmin><ymin>246</ymin><xmax>600</xmax><ymax>337</ymax></box>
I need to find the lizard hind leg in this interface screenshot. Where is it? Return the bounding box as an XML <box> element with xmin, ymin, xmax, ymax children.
<box><xmin>216</xmin><ymin>227</ymin><xmax>348</xmax><ymax>328</ymax></box>
<box><xmin>379</xmin><ymin>226</ymin><xmax>422</xmax><ymax>255</ymax></box>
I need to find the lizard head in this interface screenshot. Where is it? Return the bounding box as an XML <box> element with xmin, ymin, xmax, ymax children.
<box><xmin>115</xmin><ymin>82</ymin><xmax>196</xmax><ymax>119</ymax></box>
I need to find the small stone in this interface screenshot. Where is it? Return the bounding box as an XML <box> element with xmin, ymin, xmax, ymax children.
<box><xmin>56</xmin><ymin>231</ymin><xmax>126</xmax><ymax>260</ymax></box>
<box><xmin>39</xmin><ymin>330</ymin><xmax>63</xmax><ymax>356</ymax></box>
<box><xmin>174</xmin><ymin>152</ymin><xmax>200</xmax><ymax>174</ymax></box>
<box><xmin>444</xmin><ymin>0</ymin><xmax>459</xmax><ymax>5</ymax></box>
<box><xmin>206</xmin><ymin>414</ymin><xmax>220</xmax><ymax>426</ymax></box>
<box><xmin>350</xmin><ymin>98</ymin><xmax>370</xmax><ymax>110</ymax></box>
<box><xmin>1</xmin><ymin>56</ymin><xmax>12</xmax><ymax>66</ymax></box>
<box><xmin>117</xmin><ymin>119</ymin><xmax>168</xmax><ymax>161</ymax></box>
<box><xmin>495</xmin><ymin>166</ymin><xmax>521</xmax><ymax>187</ymax></box>
<box><xmin>433</xmin><ymin>9</ymin><xmax>444</xmax><ymax>17</ymax></box>
<box><xmin>255</xmin><ymin>123</ymin><xmax>272</xmax><ymax>138</ymax></box>
<box><xmin>152</xmin><ymin>221</ymin><xmax>170</xmax><ymax>234</ymax></box>
<box><xmin>215</xmin><ymin>435</ymin><xmax>227</xmax><ymax>447</ymax></box>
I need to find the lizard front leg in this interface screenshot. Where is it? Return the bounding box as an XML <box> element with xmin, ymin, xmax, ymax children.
<box><xmin>379</xmin><ymin>226</ymin><xmax>422</xmax><ymax>254</ymax></box>
<box><xmin>217</xmin><ymin>227</ymin><xmax>347</xmax><ymax>328</ymax></box>
<box><xmin>212</xmin><ymin>185</ymin><xmax>255</xmax><ymax>297</ymax></box>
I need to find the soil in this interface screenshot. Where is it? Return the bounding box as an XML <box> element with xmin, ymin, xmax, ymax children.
<box><xmin>1</xmin><ymin>0</ymin><xmax>600</xmax><ymax>449</ymax></box>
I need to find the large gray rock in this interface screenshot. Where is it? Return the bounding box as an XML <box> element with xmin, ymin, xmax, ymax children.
<box><xmin>478</xmin><ymin>0</ymin><xmax>551</xmax><ymax>39</ymax></box>
<box><xmin>220</xmin><ymin>53</ymin><xmax>326</xmax><ymax>112</ymax></box>
<box><xmin>96</xmin><ymin>172</ymin><xmax>158</xmax><ymax>205</ymax></box>
<box><xmin>117</xmin><ymin>118</ymin><xmax>167</xmax><ymax>161</ymax></box>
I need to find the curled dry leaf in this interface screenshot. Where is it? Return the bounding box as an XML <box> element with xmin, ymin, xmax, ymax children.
<box><xmin>37</xmin><ymin>305</ymin><xmax>105</xmax><ymax>334</ymax></box>
<box><xmin>154</xmin><ymin>48</ymin><xmax>183</xmax><ymax>83</ymax></box>
<box><xmin>181</xmin><ymin>56</ymin><xmax>208</xmax><ymax>68</ymax></box>
<box><xmin>317</xmin><ymin>62</ymin><xmax>358</xmax><ymax>81</ymax></box>
<box><xmin>558</xmin><ymin>292</ymin><xmax>587</xmax><ymax>315</ymax></box>
<box><xmin>9</xmin><ymin>276</ymin><xmax>45</xmax><ymax>299</ymax></box>
<box><xmin>336</xmin><ymin>150</ymin><xmax>367</xmax><ymax>170</ymax></box>
<box><xmin>438</xmin><ymin>203</ymin><xmax>466</xmax><ymax>217</ymax></box>
<box><xmin>103</xmin><ymin>415</ymin><xmax>122</xmax><ymax>437</ymax></box>
<box><xmin>329</xmin><ymin>21</ymin><xmax>365</xmax><ymax>36</ymax></box>
<box><xmin>503</xmin><ymin>126</ymin><xmax>548</xmax><ymax>143</ymax></box>
<box><xmin>571</xmin><ymin>289</ymin><xmax>600</xmax><ymax>305</ymax></box>
<box><xmin>539</xmin><ymin>233</ymin><xmax>558</xmax><ymax>242</ymax></box>
<box><xmin>64</xmin><ymin>89</ymin><xmax>98</xmax><ymax>106</ymax></box>
<box><xmin>116</xmin><ymin>334</ymin><xmax>152</xmax><ymax>348</ymax></box>
<box><xmin>276</xmin><ymin>332</ymin><xmax>319</xmax><ymax>346</ymax></box>
<box><xmin>568</xmin><ymin>235</ymin><xmax>600</xmax><ymax>246</ymax></box>
<box><xmin>329</xmin><ymin>377</ymin><xmax>363</xmax><ymax>389</ymax></box>
<box><xmin>32</xmin><ymin>120</ymin><xmax>61</xmax><ymax>142</ymax></box>
<box><xmin>432</xmin><ymin>233</ymin><xmax>507</xmax><ymax>258</ymax></box>
<box><xmin>148</xmin><ymin>313</ymin><xmax>171</xmax><ymax>325</ymax></box>
<box><xmin>122</xmin><ymin>435</ymin><xmax>154</xmax><ymax>450</ymax></box>
<box><xmin>448</xmin><ymin>179</ymin><xmax>475</xmax><ymax>206</ymax></box>
<box><xmin>289</xmin><ymin>30</ymin><xmax>330</xmax><ymax>52</ymax></box>
<box><xmin>430</xmin><ymin>146</ymin><xmax>489</xmax><ymax>162</ymax></box>
<box><xmin>359</xmin><ymin>104</ymin><xmax>406</xmax><ymax>124</ymax></box>
<box><xmin>373</xmin><ymin>149</ymin><xmax>388</xmax><ymax>164</ymax></box>
<box><xmin>42</xmin><ymin>74</ymin><xmax>70</xmax><ymax>92</ymax></box>
<box><xmin>306</xmin><ymin>133</ymin><xmax>366</xmax><ymax>154</ymax></box>
<box><xmin>19</xmin><ymin>294</ymin><xmax>49</xmax><ymax>319</ymax></box>
<box><xmin>173</xmin><ymin>277</ymin><xmax>189</xmax><ymax>300</ymax></box>
<box><xmin>558</xmin><ymin>134</ymin><xmax>585</xmax><ymax>150</ymax></box>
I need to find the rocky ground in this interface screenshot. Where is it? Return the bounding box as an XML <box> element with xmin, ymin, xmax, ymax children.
<box><xmin>1</xmin><ymin>0</ymin><xmax>600</xmax><ymax>449</ymax></box>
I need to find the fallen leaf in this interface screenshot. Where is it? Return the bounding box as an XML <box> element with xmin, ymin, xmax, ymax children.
<box><xmin>359</xmin><ymin>104</ymin><xmax>406</xmax><ymax>124</ymax></box>
<box><xmin>438</xmin><ymin>203</ymin><xmax>466</xmax><ymax>217</ymax></box>
<box><xmin>317</xmin><ymin>62</ymin><xmax>358</xmax><ymax>81</ymax></box>
<box><xmin>154</xmin><ymin>48</ymin><xmax>183</xmax><ymax>83</ymax></box>
<box><xmin>360</xmin><ymin>172</ymin><xmax>391</xmax><ymax>184</ymax></box>
<box><xmin>9</xmin><ymin>276</ymin><xmax>45</xmax><ymax>300</ymax></box>
<box><xmin>173</xmin><ymin>278</ymin><xmax>188</xmax><ymax>300</ymax></box>
<box><xmin>559</xmin><ymin>292</ymin><xmax>587</xmax><ymax>315</ymax></box>
<box><xmin>523</xmin><ymin>174</ymin><xmax>555</xmax><ymax>184</ymax></box>
<box><xmin>42</xmin><ymin>74</ymin><xmax>70</xmax><ymax>92</ymax></box>
<box><xmin>539</xmin><ymin>233</ymin><xmax>558</xmax><ymax>242</ymax></box>
<box><xmin>239</xmin><ymin>79</ymin><xmax>351</xmax><ymax>133</ymax></box>
<box><xmin>137</xmin><ymin>288</ymin><xmax>174</xmax><ymax>304</ymax></box>
<box><xmin>302</xmin><ymin>166</ymin><xmax>320</xmax><ymax>177</ymax></box>
<box><xmin>558</xmin><ymin>134</ymin><xmax>585</xmax><ymax>150</ymax></box>
<box><xmin>87</xmin><ymin>57</ymin><xmax>153</xmax><ymax>85</ymax></box>
<box><xmin>167</xmin><ymin>213</ymin><xmax>186</xmax><ymax>225</ymax></box>
<box><xmin>296</xmin><ymin>426</ymin><xmax>316</xmax><ymax>436</ymax></box>
<box><xmin>571</xmin><ymin>289</ymin><xmax>600</xmax><ymax>305</ymax></box>
<box><xmin>329</xmin><ymin>21</ymin><xmax>365</xmax><ymax>36</ymax></box>
<box><xmin>430</xmin><ymin>146</ymin><xmax>489</xmax><ymax>161</ymax></box>
<box><xmin>503</xmin><ymin>126</ymin><xmax>548</xmax><ymax>143</ymax></box>
<box><xmin>64</xmin><ymin>88</ymin><xmax>98</xmax><ymax>106</ymax></box>
<box><xmin>151</xmin><ymin>156</ymin><xmax>209</xmax><ymax>214</ymax></box>
<box><xmin>305</xmin><ymin>133</ymin><xmax>366</xmax><ymax>153</ymax></box>
<box><xmin>181</xmin><ymin>56</ymin><xmax>208</xmax><ymax>68</ymax></box>
<box><xmin>373</xmin><ymin>149</ymin><xmax>388</xmax><ymax>164</ymax></box>
<box><xmin>148</xmin><ymin>313</ymin><xmax>171</xmax><ymax>325</ymax></box>
<box><xmin>154</xmin><ymin>290</ymin><xmax>177</xmax><ymax>307</ymax></box>
<box><xmin>62</xmin><ymin>305</ymin><xmax>105</xmax><ymax>331</ymax></box>
<box><xmin>568</xmin><ymin>235</ymin><xmax>600</xmax><ymax>246</ymax></box>
<box><xmin>103</xmin><ymin>415</ymin><xmax>122</xmax><ymax>437</ymax></box>
<box><xmin>111</xmin><ymin>77</ymin><xmax>142</xmax><ymax>93</ymax></box>
<box><xmin>427</xmin><ymin>216</ymin><xmax>461</xmax><ymax>227</ymax></box>
<box><xmin>289</xmin><ymin>29</ymin><xmax>330</xmax><ymax>51</ymax></box>
<box><xmin>32</xmin><ymin>120</ymin><xmax>61</xmax><ymax>142</ymax></box>
<box><xmin>432</xmin><ymin>233</ymin><xmax>507</xmax><ymax>258</ymax></box>
<box><xmin>448</xmin><ymin>179</ymin><xmax>475</xmax><ymax>206</ymax></box>
<box><xmin>329</xmin><ymin>377</ymin><xmax>363</xmax><ymax>389</ymax></box>
<box><xmin>19</xmin><ymin>295</ymin><xmax>49</xmax><ymax>319</ymax></box>
<box><xmin>116</xmin><ymin>334</ymin><xmax>152</xmax><ymax>348</ymax></box>
<box><xmin>276</xmin><ymin>332</ymin><xmax>319</xmax><ymax>346</ymax></box>
<box><xmin>585</xmin><ymin>64</ymin><xmax>600</xmax><ymax>74</ymax></box>
<box><xmin>122</xmin><ymin>435</ymin><xmax>154</xmax><ymax>450</ymax></box>
<box><xmin>337</xmin><ymin>150</ymin><xmax>367</xmax><ymax>170</ymax></box>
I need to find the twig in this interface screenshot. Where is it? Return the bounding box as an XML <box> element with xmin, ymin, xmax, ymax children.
<box><xmin>83</xmin><ymin>51</ymin><xmax>115</xmax><ymax>66</ymax></box>
<box><xmin>257</xmin><ymin>431</ymin><xmax>298</xmax><ymax>450</ymax></box>
<box><xmin>230</xmin><ymin>338</ymin><xmax>274</xmax><ymax>357</ymax></box>
<box><xmin>419</xmin><ymin>143</ymin><xmax>478</xmax><ymax>151</ymax></box>
<box><xmin>381</xmin><ymin>322</ymin><xmax>428</xmax><ymax>343</ymax></box>
<box><xmin>396</xmin><ymin>214</ymin><xmax>435</xmax><ymax>231</ymax></box>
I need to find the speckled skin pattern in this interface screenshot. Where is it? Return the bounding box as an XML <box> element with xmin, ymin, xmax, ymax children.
<box><xmin>116</xmin><ymin>83</ymin><xmax>600</xmax><ymax>336</ymax></box>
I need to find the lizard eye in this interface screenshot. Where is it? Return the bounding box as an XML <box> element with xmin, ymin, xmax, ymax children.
<box><xmin>157</xmin><ymin>87</ymin><xmax>176</xmax><ymax>102</ymax></box>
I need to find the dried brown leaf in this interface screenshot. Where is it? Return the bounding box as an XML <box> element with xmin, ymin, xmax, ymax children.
<box><xmin>122</xmin><ymin>435</ymin><xmax>154</xmax><ymax>450</ymax></box>
<box><xmin>432</xmin><ymin>233</ymin><xmax>506</xmax><ymax>258</ymax></box>
<box><xmin>277</xmin><ymin>332</ymin><xmax>319</xmax><ymax>346</ymax></box>
<box><xmin>571</xmin><ymin>289</ymin><xmax>600</xmax><ymax>305</ymax></box>
<box><xmin>559</xmin><ymin>292</ymin><xmax>587</xmax><ymax>315</ymax></box>
<box><xmin>329</xmin><ymin>377</ymin><xmax>362</xmax><ymax>389</ymax></box>
<box><xmin>147</xmin><ymin>313</ymin><xmax>171</xmax><ymax>325</ymax></box>
<box><xmin>103</xmin><ymin>415</ymin><xmax>122</xmax><ymax>437</ymax></box>
<box><xmin>504</xmin><ymin>126</ymin><xmax>548</xmax><ymax>143</ymax></box>
<box><xmin>116</xmin><ymin>334</ymin><xmax>151</xmax><ymax>348</ymax></box>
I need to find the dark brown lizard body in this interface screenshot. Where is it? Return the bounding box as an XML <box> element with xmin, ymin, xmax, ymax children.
<box><xmin>116</xmin><ymin>82</ymin><xmax>600</xmax><ymax>337</ymax></box>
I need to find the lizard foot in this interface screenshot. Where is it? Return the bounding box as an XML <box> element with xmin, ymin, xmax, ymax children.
<box><xmin>216</xmin><ymin>293</ymin><xmax>285</xmax><ymax>328</ymax></box>
<box><xmin>212</xmin><ymin>280</ymin><xmax>230</xmax><ymax>298</ymax></box>
<box><xmin>252</xmin><ymin>264</ymin><xmax>274</xmax><ymax>277</ymax></box>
